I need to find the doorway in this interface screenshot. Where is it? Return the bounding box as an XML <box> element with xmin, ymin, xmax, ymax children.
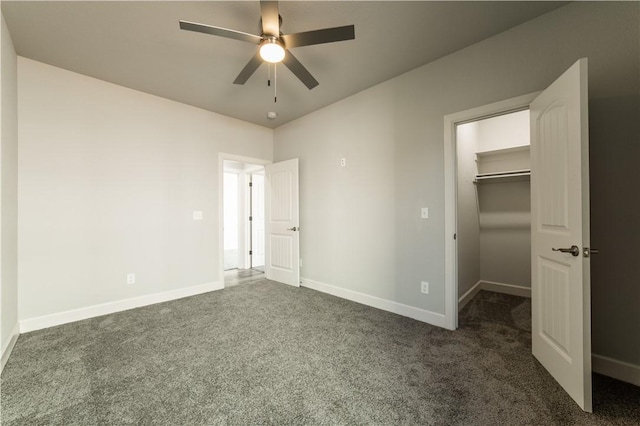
<box><xmin>455</xmin><ymin>109</ymin><xmax>532</xmax><ymax>310</ymax></box>
<box><xmin>444</xmin><ymin>60</ymin><xmax>593</xmax><ymax>412</ymax></box>
<box><xmin>221</xmin><ymin>157</ymin><xmax>268</xmax><ymax>287</ymax></box>
<box><xmin>443</xmin><ymin>92</ymin><xmax>539</xmax><ymax>330</ymax></box>
<box><xmin>218</xmin><ymin>154</ymin><xmax>301</xmax><ymax>289</ymax></box>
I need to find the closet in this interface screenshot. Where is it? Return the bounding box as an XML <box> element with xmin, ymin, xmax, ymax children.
<box><xmin>456</xmin><ymin>110</ymin><xmax>532</xmax><ymax>308</ymax></box>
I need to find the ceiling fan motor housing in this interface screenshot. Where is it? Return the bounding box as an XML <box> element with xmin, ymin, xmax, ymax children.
<box><xmin>260</xmin><ymin>37</ymin><xmax>285</xmax><ymax>63</ymax></box>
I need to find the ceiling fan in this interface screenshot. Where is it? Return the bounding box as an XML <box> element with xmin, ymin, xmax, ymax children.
<box><xmin>179</xmin><ymin>1</ymin><xmax>355</xmax><ymax>90</ymax></box>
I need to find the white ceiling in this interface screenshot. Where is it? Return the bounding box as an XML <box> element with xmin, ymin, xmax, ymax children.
<box><xmin>2</xmin><ymin>1</ymin><xmax>567</xmax><ymax>128</ymax></box>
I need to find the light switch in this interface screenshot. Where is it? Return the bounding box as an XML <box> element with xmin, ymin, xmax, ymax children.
<box><xmin>421</xmin><ymin>208</ymin><xmax>429</xmax><ymax>219</ymax></box>
<box><xmin>193</xmin><ymin>211</ymin><xmax>203</xmax><ymax>220</ymax></box>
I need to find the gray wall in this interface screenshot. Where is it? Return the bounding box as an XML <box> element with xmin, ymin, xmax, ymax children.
<box><xmin>274</xmin><ymin>2</ymin><xmax>640</xmax><ymax>366</ymax></box>
<box><xmin>478</xmin><ymin>181</ymin><xmax>531</xmax><ymax>287</ymax></box>
<box><xmin>0</xmin><ymin>12</ymin><xmax>19</xmax><ymax>368</ymax></box>
<box><xmin>17</xmin><ymin>58</ymin><xmax>273</xmax><ymax>321</ymax></box>
<box><xmin>275</xmin><ymin>84</ymin><xmax>397</xmax><ymax>301</ymax></box>
<box><xmin>475</xmin><ymin>111</ymin><xmax>531</xmax><ymax>288</ymax></box>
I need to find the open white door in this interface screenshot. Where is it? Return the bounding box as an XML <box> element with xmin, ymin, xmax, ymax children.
<box><xmin>265</xmin><ymin>158</ymin><xmax>300</xmax><ymax>287</ymax></box>
<box><xmin>530</xmin><ymin>58</ymin><xmax>592</xmax><ymax>411</ymax></box>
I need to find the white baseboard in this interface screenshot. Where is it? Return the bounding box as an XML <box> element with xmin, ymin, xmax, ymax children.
<box><xmin>459</xmin><ymin>280</ymin><xmax>531</xmax><ymax>311</ymax></box>
<box><xmin>20</xmin><ymin>281</ymin><xmax>223</xmax><ymax>333</ymax></box>
<box><xmin>592</xmin><ymin>353</ymin><xmax>640</xmax><ymax>387</ymax></box>
<box><xmin>301</xmin><ymin>278</ymin><xmax>447</xmax><ymax>328</ymax></box>
<box><xmin>1</xmin><ymin>322</ymin><xmax>20</xmax><ymax>373</ymax></box>
<box><xmin>481</xmin><ymin>280</ymin><xmax>531</xmax><ymax>298</ymax></box>
<box><xmin>458</xmin><ymin>280</ymin><xmax>484</xmax><ymax>311</ymax></box>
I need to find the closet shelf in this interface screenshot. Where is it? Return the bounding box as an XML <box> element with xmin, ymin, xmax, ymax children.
<box><xmin>475</xmin><ymin>145</ymin><xmax>530</xmax><ymax>157</ymax></box>
<box><xmin>474</xmin><ymin>169</ymin><xmax>530</xmax><ymax>183</ymax></box>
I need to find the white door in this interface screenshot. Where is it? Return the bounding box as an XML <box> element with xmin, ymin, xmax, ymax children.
<box><xmin>265</xmin><ymin>158</ymin><xmax>300</xmax><ymax>287</ymax></box>
<box><xmin>530</xmin><ymin>58</ymin><xmax>592</xmax><ymax>411</ymax></box>
<box><xmin>251</xmin><ymin>173</ymin><xmax>266</xmax><ymax>268</ymax></box>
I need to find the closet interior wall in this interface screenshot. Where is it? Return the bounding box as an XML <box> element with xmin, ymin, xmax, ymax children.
<box><xmin>456</xmin><ymin>111</ymin><xmax>531</xmax><ymax>301</ymax></box>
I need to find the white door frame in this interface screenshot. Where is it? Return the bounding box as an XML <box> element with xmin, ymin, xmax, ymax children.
<box><xmin>218</xmin><ymin>153</ymin><xmax>271</xmax><ymax>287</ymax></box>
<box><xmin>443</xmin><ymin>92</ymin><xmax>540</xmax><ymax>330</ymax></box>
<box><xmin>249</xmin><ymin>171</ymin><xmax>266</xmax><ymax>268</ymax></box>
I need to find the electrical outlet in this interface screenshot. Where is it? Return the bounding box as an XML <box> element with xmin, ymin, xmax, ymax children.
<box><xmin>421</xmin><ymin>281</ymin><xmax>429</xmax><ymax>294</ymax></box>
<box><xmin>340</xmin><ymin>157</ymin><xmax>346</xmax><ymax>167</ymax></box>
<box><xmin>127</xmin><ymin>273</ymin><xmax>136</xmax><ymax>285</ymax></box>
<box><xmin>193</xmin><ymin>211</ymin><xmax>203</xmax><ymax>221</ymax></box>
<box><xmin>421</xmin><ymin>208</ymin><xmax>429</xmax><ymax>219</ymax></box>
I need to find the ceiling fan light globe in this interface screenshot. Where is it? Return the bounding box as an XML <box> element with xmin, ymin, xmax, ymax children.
<box><xmin>260</xmin><ymin>41</ymin><xmax>285</xmax><ymax>63</ymax></box>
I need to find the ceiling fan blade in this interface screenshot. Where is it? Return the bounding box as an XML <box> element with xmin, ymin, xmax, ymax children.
<box><xmin>260</xmin><ymin>1</ymin><xmax>280</xmax><ymax>36</ymax></box>
<box><xmin>281</xmin><ymin>25</ymin><xmax>355</xmax><ymax>49</ymax></box>
<box><xmin>233</xmin><ymin>51</ymin><xmax>263</xmax><ymax>85</ymax></box>
<box><xmin>179</xmin><ymin>20</ymin><xmax>261</xmax><ymax>44</ymax></box>
<box><xmin>282</xmin><ymin>50</ymin><xmax>319</xmax><ymax>90</ymax></box>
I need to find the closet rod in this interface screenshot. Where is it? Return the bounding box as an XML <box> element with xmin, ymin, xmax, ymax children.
<box><xmin>474</xmin><ymin>169</ymin><xmax>530</xmax><ymax>183</ymax></box>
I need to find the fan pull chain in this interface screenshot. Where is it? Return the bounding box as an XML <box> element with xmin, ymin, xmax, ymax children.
<box><xmin>267</xmin><ymin>63</ymin><xmax>271</xmax><ymax>87</ymax></box>
<box><xmin>274</xmin><ymin>63</ymin><xmax>277</xmax><ymax>103</ymax></box>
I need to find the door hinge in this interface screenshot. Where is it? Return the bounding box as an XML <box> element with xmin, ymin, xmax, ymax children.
<box><xmin>249</xmin><ymin>250</ymin><xmax>253</xmax><ymax>255</ymax></box>
<box><xmin>454</xmin><ymin>233</ymin><xmax>457</xmax><ymax>240</ymax></box>
<box><xmin>249</xmin><ymin>182</ymin><xmax>253</xmax><ymax>187</ymax></box>
<box><xmin>249</xmin><ymin>216</ymin><xmax>253</xmax><ymax>221</ymax></box>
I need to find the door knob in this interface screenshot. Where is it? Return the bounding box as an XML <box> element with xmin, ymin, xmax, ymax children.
<box><xmin>552</xmin><ymin>245</ymin><xmax>580</xmax><ymax>257</ymax></box>
<box><xmin>287</xmin><ymin>226</ymin><xmax>298</xmax><ymax>231</ymax></box>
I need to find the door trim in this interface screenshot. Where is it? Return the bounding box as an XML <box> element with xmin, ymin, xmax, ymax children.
<box><xmin>218</xmin><ymin>153</ymin><xmax>271</xmax><ymax>287</ymax></box>
<box><xmin>443</xmin><ymin>92</ymin><xmax>540</xmax><ymax>330</ymax></box>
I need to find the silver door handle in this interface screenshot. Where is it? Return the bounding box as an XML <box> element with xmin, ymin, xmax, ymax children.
<box><xmin>287</xmin><ymin>226</ymin><xmax>298</xmax><ymax>231</ymax></box>
<box><xmin>552</xmin><ymin>245</ymin><xmax>580</xmax><ymax>257</ymax></box>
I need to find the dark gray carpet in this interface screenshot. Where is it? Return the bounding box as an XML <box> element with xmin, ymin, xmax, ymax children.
<box><xmin>1</xmin><ymin>283</ymin><xmax>639</xmax><ymax>425</ymax></box>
